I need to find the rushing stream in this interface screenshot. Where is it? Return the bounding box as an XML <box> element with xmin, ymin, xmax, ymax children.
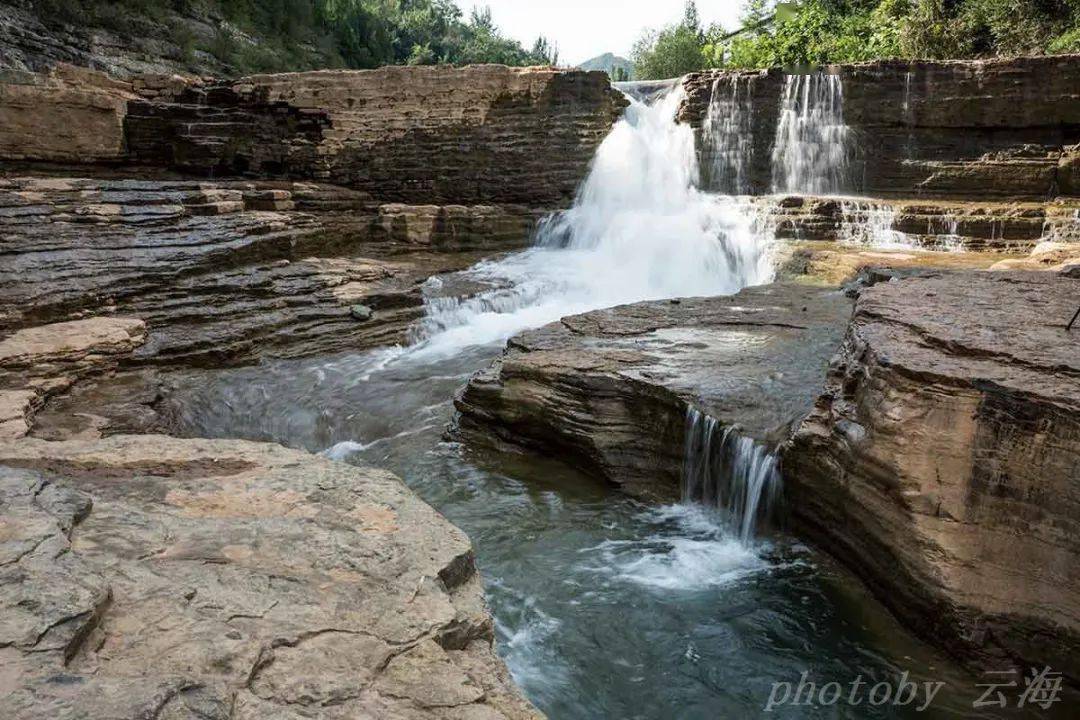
<box><xmin>164</xmin><ymin>78</ymin><xmax>1068</xmax><ymax>718</ymax></box>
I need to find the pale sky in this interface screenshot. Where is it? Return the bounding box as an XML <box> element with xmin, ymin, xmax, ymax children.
<box><xmin>455</xmin><ymin>1</ymin><xmax>746</xmax><ymax>67</ymax></box>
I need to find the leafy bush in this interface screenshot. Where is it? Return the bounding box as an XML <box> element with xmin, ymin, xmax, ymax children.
<box><xmin>634</xmin><ymin>0</ymin><xmax>1080</xmax><ymax>78</ymax></box>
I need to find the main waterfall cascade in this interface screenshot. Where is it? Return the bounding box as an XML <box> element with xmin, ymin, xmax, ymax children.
<box><xmin>409</xmin><ymin>85</ymin><xmax>776</xmax><ymax>358</ymax></box>
<box><xmin>411</xmin><ymin>70</ymin><xmax>968</xmax><ymax>361</ymax></box>
<box><xmin>682</xmin><ymin>408</ymin><xmax>783</xmax><ymax>543</ymax></box>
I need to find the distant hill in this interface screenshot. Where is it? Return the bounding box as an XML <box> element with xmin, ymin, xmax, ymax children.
<box><xmin>577</xmin><ymin>53</ymin><xmax>634</xmax><ymax>81</ymax></box>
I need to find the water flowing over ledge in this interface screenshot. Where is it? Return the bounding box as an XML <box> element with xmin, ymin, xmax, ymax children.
<box><xmin>683</xmin><ymin>407</ymin><xmax>783</xmax><ymax>544</ymax></box>
<box><xmin>771</xmin><ymin>73</ymin><xmax>853</xmax><ymax>196</ymax></box>
<box><xmin>407</xmin><ymin>85</ymin><xmax>776</xmax><ymax>359</ymax></box>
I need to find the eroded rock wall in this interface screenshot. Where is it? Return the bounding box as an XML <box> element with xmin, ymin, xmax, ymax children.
<box><xmin>123</xmin><ymin>66</ymin><xmax>626</xmax><ymax>205</ymax></box>
<box><xmin>681</xmin><ymin>56</ymin><xmax>1080</xmax><ymax>200</ymax></box>
<box><xmin>0</xmin><ymin>64</ymin><xmax>133</xmax><ymax>163</ymax></box>
<box><xmin>784</xmin><ymin>270</ymin><xmax>1080</xmax><ymax>678</ymax></box>
<box><xmin>0</xmin><ymin>177</ymin><xmax>539</xmax><ymax>366</ymax></box>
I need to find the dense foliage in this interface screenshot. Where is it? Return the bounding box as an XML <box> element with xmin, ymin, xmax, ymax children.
<box><xmin>35</xmin><ymin>0</ymin><xmax>558</xmax><ymax>74</ymax></box>
<box><xmin>632</xmin><ymin>0</ymin><xmax>1080</xmax><ymax>79</ymax></box>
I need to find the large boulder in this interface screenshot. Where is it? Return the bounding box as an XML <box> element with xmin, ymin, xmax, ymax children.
<box><xmin>0</xmin><ymin>434</ymin><xmax>541</xmax><ymax>719</ymax></box>
<box><xmin>454</xmin><ymin>284</ymin><xmax>851</xmax><ymax>500</ymax></box>
<box><xmin>784</xmin><ymin>270</ymin><xmax>1080</xmax><ymax>678</ymax></box>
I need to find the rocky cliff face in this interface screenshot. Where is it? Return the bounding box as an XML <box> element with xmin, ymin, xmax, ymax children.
<box><xmin>0</xmin><ymin>63</ymin><xmax>615</xmax><ymax>370</ymax></box>
<box><xmin>124</xmin><ymin>66</ymin><xmax>625</xmax><ymax>205</ymax></box>
<box><xmin>0</xmin><ymin>64</ymin><xmax>133</xmax><ymax>163</ymax></box>
<box><xmin>0</xmin><ymin>63</ymin><xmax>624</xmax><ymax>208</ymax></box>
<box><xmin>783</xmin><ymin>269</ymin><xmax>1080</xmax><ymax>680</ymax></box>
<box><xmin>0</xmin><ymin>434</ymin><xmax>541</xmax><ymax>719</ymax></box>
<box><xmin>680</xmin><ymin>56</ymin><xmax>1080</xmax><ymax>200</ymax></box>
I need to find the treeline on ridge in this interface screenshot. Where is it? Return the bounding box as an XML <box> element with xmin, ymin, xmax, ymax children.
<box><xmin>33</xmin><ymin>0</ymin><xmax>558</xmax><ymax>74</ymax></box>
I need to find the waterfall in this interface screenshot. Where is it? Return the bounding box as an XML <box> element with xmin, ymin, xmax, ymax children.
<box><xmin>682</xmin><ymin>407</ymin><xmax>782</xmax><ymax>543</ymax></box>
<box><xmin>408</xmin><ymin>85</ymin><xmax>776</xmax><ymax>358</ymax></box>
<box><xmin>771</xmin><ymin>73</ymin><xmax>852</xmax><ymax>195</ymax></box>
<box><xmin>702</xmin><ymin>74</ymin><xmax>755</xmax><ymax>195</ymax></box>
<box><xmin>838</xmin><ymin>200</ymin><xmax>911</xmax><ymax>248</ymax></box>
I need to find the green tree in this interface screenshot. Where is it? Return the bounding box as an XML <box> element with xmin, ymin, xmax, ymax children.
<box><xmin>631</xmin><ymin>1</ymin><xmax>709</xmax><ymax>79</ymax></box>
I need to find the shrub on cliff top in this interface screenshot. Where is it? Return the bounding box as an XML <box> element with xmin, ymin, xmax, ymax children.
<box><xmin>632</xmin><ymin>0</ymin><xmax>1080</xmax><ymax>78</ymax></box>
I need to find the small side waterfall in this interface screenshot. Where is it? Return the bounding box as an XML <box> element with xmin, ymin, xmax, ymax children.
<box><xmin>838</xmin><ymin>200</ymin><xmax>910</xmax><ymax>248</ymax></box>
<box><xmin>682</xmin><ymin>407</ymin><xmax>782</xmax><ymax>543</ymax></box>
<box><xmin>702</xmin><ymin>74</ymin><xmax>756</xmax><ymax>195</ymax></box>
<box><xmin>771</xmin><ymin>73</ymin><xmax>853</xmax><ymax>195</ymax></box>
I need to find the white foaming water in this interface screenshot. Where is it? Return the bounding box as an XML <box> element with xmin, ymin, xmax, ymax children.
<box><xmin>771</xmin><ymin>73</ymin><xmax>853</xmax><ymax>195</ymax></box>
<box><xmin>584</xmin><ymin>504</ymin><xmax>764</xmax><ymax>592</ymax></box>
<box><xmin>407</xmin><ymin>86</ymin><xmax>775</xmax><ymax>359</ymax></box>
<box><xmin>838</xmin><ymin>199</ymin><xmax>912</xmax><ymax>249</ymax></box>
<box><xmin>682</xmin><ymin>407</ymin><xmax>782</xmax><ymax>543</ymax></box>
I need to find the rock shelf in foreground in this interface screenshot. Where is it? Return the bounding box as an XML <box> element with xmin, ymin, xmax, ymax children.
<box><xmin>0</xmin><ymin>434</ymin><xmax>541</xmax><ymax>720</ymax></box>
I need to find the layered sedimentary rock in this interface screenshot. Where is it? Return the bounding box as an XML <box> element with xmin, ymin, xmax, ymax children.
<box><xmin>760</xmin><ymin>195</ymin><xmax>1080</xmax><ymax>252</ymax></box>
<box><xmin>0</xmin><ymin>434</ymin><xmax>541</xmax><ymax>719</ymax></box>
<box><xmin>0</xmin><ymin>63</ymin><xmax>133</xmax><ymax>162</ymax></box>
<box><xmin>454</xmin><ymin>284</ymin><xmax>851</xmax><ymax>500</ymax></box>
<box><xmin>681</xmin><ymin>56</ymin><xmax>1080</xmax><ymax>200</ymax></box>
<box><xmin>784</xmin><ymin>270</ymin><xmax>1080</xmax><ymax>679</ymax></box>
<box><xmin>0</xmin><ymin>63</ymin><xmax>623</xmax><ymax>209</ymax></box>
<box><xmin>0</xmin><ymin>176</ymin><xmax>538</xmax><ymax>366</ymax></box>
<box><xmin>124</xmin><ymin>66</ymin><xmax>626</xmax><ymax>205</ymax></box>
<box><xmin>0</xmin><ymin>0</ymin><xmax>234</xmax><ymax>77</ymax></box>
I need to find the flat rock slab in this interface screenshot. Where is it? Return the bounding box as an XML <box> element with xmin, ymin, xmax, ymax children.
<box><xmin>0</xmin><ymin>435</ymin><xmax>540</xmax><ymax>720</ymax></box>
<box><xmin>454</xmin><ymin>283</ymin><xmax>852</xmax><ymax>500</ymax></box>
<box><xmin>785</xmin><ymin>269</ymin><xmax>1080</xmax><ymax>679</ymax></box>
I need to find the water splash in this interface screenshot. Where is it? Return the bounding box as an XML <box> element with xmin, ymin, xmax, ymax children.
<box><xmin>702</xmin><ymin>74</ymin><xmax>756</xmax><ymax>195</ymax></box>
<box><xmin>682</xmin><ymin>407</ymin><xmax>782</xmax><ymax>543</ymax></box>
<box><xmin>771</xmin><ymin>73</ymin><xmax>853</xmax><ymax>195</ymax></box>
<box><xmin>408</xmin><ymin>86</ymin><xmax>775</xmax><ymax>359</ymax></box>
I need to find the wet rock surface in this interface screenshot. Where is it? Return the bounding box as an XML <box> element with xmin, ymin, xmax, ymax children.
<box><xmin>0</xmin><ymin>434</ymin><xmax>541</xmax><ymax>719</ymax></box>
<box><xmin>454</xmin><ymin>284</ymin><xmax>851</xmax><ymax>500</ymax></box>
<box><xmin>784</xmin><ymin>270</ymin><xmax>1080</xmax><ymax>679</ymax></box>
<box><xmin>0</xmin><ymin>317</ymin><xmax>147</xmax><ymax>439</ymax></box>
